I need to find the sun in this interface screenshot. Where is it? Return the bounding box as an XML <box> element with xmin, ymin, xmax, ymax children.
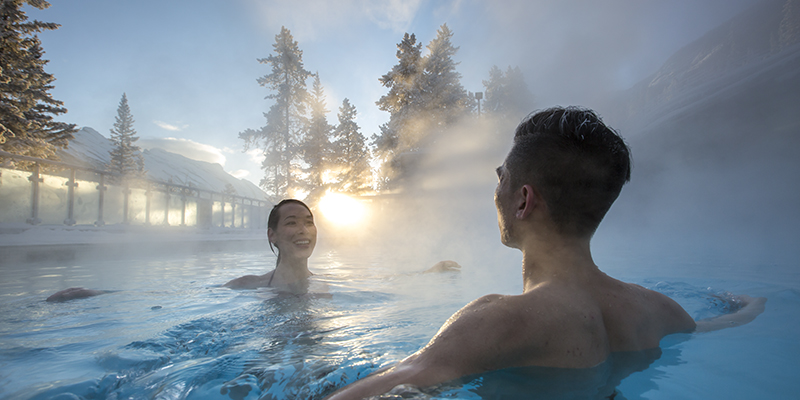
<box><xmin>318</xmin><ymin>191</ymin><xmax>368</xmax><ymax>227</ymax></box>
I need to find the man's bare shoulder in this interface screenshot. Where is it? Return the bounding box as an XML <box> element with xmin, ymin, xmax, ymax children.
<box><xmin>435</xmin><ymin>294</ymin><xmax>515</xmax><ymax>336</ymax></box>
<box><xmin>424</xmin><ymin>294</ymin><xmax>531</xmax><ymax>350</ymax></box>
<box><xmin>444</xmin><ymin>292</ymin><xmax>550</xmax><ymax>329</ymax></box>
<box><xmin>425</xmin><ymin>290</ymin><xmax>594</xmax><ymax>369</ymax></box>
<box><xmin>628</xmin><ymin>282</ymin><xmax>694</xmax><ymax>321</ymax></box>
<box><xmin>602</xmin><ymin>280</ymin><xmax>697</xmax><ymax>343</ymax></box>
<box><xmin>448</xmin><ymin>287</ymin><xmax>593</xmax><ymax>329</ymax></box>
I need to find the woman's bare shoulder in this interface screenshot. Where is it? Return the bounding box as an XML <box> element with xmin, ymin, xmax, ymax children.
<box><xmin>46</xmin><ymin>287</ymin><xmax>107</xmax><ymax>302</ymax></box>
<box><xmin>224</xmin><ymin>273</ymin><xmax>272</xmax><ymax>289</ymax></box>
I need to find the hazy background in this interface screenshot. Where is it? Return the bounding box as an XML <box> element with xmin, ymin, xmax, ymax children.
<box><xmin>25</xmin><ymin>0</ymin><xmax>799</xmax><ymax>288</ymax></box>
<box><xmin>29</xmin><ymin>0</ymin><xmax>757</xmax><ymax>184</ymax></box>
<box><xmin>325</xmin><ymin>0</ymin><xmax>800</xmax><ymax>288</ymax></box>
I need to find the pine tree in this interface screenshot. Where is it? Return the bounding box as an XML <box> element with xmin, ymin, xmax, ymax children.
<box><xmin>373</xmin><ymin>33</ymin><xmax>425</xmax><ymax>188</ymax></box>
<box><xmin>107</xmin><ymin>93</ymin><xmax>145</xmax><ymax>180</ymax></box>
<box><xmin>375</xmin><ymin>33</ymin><xmax>425</xmax><ymax>151</ymax></box>
<box><xmin>373</xmin><ymin>26</ymin><xmax>472</xmax><ymax>189</ymax></box>
<box><xmin>302</xmin><ymin>73</ymin><xmax>333</xmax><ymax>192</ymax></box>
<box><xmin>482</xmin><ymin>65</ymin><xmax>534</xmax><ymax>119</ymax></box>
<box><xmin>482</xmin><ymin>65</ymin><xmax>506</xmax><ymax>114</ymax></box>
<box><xmin>331</xmin><ymin>98</ymin><xmax>371</xmax><ymax>193</ymax></box>
<box><xmin>239</xmin><ymin>26</ymin><xmax>311</xmax><ymax>200</ymax></box>
<box><xmin>421</xmin><ymin>24</ymin><xmax>472</xmax><ymax>132</ymax></box>
<box><xmin>504</xmin><ymin>66</ymin><xmax>534</xmax><ymax>116</ymax></box>
<box><xmin>0</xmin><ymin>0</ymin><xmax>76</xmax><ymax>161</ymax></box>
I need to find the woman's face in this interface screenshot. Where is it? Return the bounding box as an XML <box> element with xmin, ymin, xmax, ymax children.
<box><xmin>268</xmin><ymin>203</ymin><xmax>317</xmax><ymax>261</ymax></box>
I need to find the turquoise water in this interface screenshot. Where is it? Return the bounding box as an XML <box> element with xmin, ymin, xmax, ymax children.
<box><xmin>0</xmin><ymin>242</ymin><xmax>797</xmax><ymax>399</ymax></box>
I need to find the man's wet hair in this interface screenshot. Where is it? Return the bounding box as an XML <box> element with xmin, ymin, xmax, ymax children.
<box><xmin>506</xmin><ymin>106</ymin><xmax>631</xmax><ymax>237</ymax></box>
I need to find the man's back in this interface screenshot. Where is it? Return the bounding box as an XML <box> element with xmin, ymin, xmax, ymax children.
<box><xmin>420</xmin><ymin>269</ymin><xmax>696</xmax><ymax>374</ymax></box>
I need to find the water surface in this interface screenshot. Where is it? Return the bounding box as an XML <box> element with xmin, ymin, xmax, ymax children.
<box><xmin>0</xmin><ymin>241</ymin><xmax>797</xmax><ymax>399</ymax></box>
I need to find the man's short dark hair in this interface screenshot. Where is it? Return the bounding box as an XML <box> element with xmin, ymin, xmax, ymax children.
<box><xmin>506</xmin><ymin>106</ymin><xmax>631</xmax><ymax>237</ymax></box>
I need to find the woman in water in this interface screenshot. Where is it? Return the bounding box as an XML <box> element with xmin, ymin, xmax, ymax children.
<box><xmin>224</xmin><ymin>199</ymin><xmax>317</xmax><ymax>293</ymax></box>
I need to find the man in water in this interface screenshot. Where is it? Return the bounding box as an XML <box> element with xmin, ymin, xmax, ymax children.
<box><xmin>326</xmin><ymin>106</ymin><xmax>766</xmax><ymax>399</ymax></box>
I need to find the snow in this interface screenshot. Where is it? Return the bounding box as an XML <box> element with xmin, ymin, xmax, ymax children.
<box><xmin>57</xmin><ymin>127</ymin><xmax>268</xmax><ymax>200</ymax></box>
<box><xmin>0</xmin><ymin>128</ymin><xmax>271</xmax><ymax>247</ymax></box>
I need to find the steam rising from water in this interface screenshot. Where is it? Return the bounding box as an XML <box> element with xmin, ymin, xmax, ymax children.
<box><xmin>324</xmin><ymin>71</ymin><xmax>799</xmax><ymax>288</ymax></box>
<box><xmin>317</xmin><ymin>115</ymin><xmax>523</xmax><ymax>293</ymax></box>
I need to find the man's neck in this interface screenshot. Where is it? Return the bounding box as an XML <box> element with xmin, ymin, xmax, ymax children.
<box><xmin>520</xmin><ymin>233</ymin><xmax>597</xmax><ymax>293</ymax></box>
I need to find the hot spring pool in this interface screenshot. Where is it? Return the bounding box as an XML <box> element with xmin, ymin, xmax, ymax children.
<box><xmin>0</xmin><ymin>241</ymin><xmax>798</xmax><ymax>399</ymax></box>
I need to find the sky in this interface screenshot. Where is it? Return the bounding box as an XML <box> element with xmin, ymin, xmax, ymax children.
<box><xmin>26</xmin><ymin>0</ymin><xmax>759</xmax><ymax>188</ymax></box>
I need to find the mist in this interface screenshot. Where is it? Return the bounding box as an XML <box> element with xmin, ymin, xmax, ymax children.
<box><xmin>4</xmin><ymin>4</ymin><xmax>799</xmax><ymax>399</ymax></box>
<box><xmin>20</xmin><ymin>0</ymin><xmax>798</xmax><ymax>286</ymax></box>
<box><xmin>25</xmin><ymin>0</ymin><xmax>763</xmax><ymax>186</ymax></box>
<box><xmin>318</xmin><ymin>0</ymin><xmax>800</xmax><ymax>291</ymax></box>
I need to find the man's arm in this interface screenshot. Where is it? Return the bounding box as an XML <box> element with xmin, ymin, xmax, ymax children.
<box><xmin>325</xmin><ymin>294</ymin><xmax>516</xmax><ymax>400</ymax></box>
<box><xmin>323</xmin><ymin>355</ymin><xmax>453</xmax><ymax>400</ymax></box>
<box><xmin>695</xmin><ymin>294</ymin><xmax>766</xmax><ymax>333</ymax></box>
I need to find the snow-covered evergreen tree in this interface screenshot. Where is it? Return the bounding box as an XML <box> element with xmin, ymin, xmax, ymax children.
<box><xmin>0</xmin><ymin>0</ymin><xmax>76</xmax><ymax>162</ymax></box>
<box><xmin>302</xmin><ymin>73</ymin><xmax>333</xmax><ymax>193</ymax></box>
<box><xmin>376</xmin><ymin>33</ymin><xmax>425</xmax><ymax>117</ymax></box>
<box><xmin>107</xmin><ymin>93</ymin><xmax>145</xmax><ymax>180</ymax></box>
<box><xmin>331</xmin><ymin>98</ymin><xmax>371</xmax><ymax>193</ymax></box>
<box><xmin>421</xmin><ymin>24</ymin><xmax>473</xmax><ymax>131</ymax></box>
<box><xmin>239</xmin><ymin>26</ymin><xmax>311</xmax><ymax>200</ymax></box>
<box><xmin>373</xmin><ymin>26</ymin><xmax>472</xmax><ymax>189</ymax></box>
<box><xmin>482</xmin><ymin>65</ymin><xmax>505</xmax><ymax>114</ymax></box>
<box><xmin>373</xmin><ymin>33</ymin><xmax>424</xmax><ymax>183</ymax></box>
<box><xmin>482</xmin><ymin>65</ymin><xmax>535</xmax><ymax>120</ymax></box>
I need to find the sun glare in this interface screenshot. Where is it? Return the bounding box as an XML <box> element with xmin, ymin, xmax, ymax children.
<box><xmin>321</xmin><ymin>169</ymin><xmax>340</xmax><ymax>185</ymax></box>
<box><xmin>319</xmin><ymin>191</ymin><xmax>367</xmax><ymax>226</ymax></box>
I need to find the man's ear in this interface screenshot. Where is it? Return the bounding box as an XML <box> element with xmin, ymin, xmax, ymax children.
<box><xmin>515</xmin><ymin>184</ymin><xmax>538</xmax><ymax>219</ymax></box>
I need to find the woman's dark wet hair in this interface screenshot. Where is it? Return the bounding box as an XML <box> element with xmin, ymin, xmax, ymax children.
<box><xmin>506</xmin><ymin>106</ymin><xmax>631</xmax><ymax>237</ymax></box>
<box><xmin>267</xmin><ymin>199</ymin><xmax>313</xmax><ymax>264</ymax></box>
